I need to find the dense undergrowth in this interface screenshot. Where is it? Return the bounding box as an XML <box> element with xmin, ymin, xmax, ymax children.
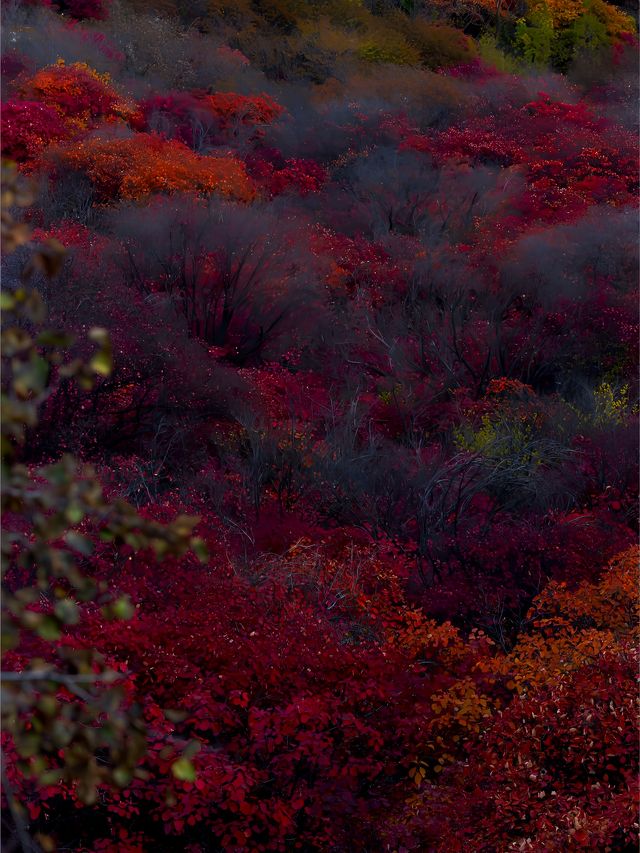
<box><xmin>1</xmin><ymin>0</ymin><xmax>638</xmax><ymax>850</ymax></box>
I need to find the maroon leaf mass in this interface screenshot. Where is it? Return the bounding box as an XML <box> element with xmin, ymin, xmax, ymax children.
<box><xmin>1</xmin><ymin>0</ymin><xmax>638</xmax><ymax>850</ymax></box>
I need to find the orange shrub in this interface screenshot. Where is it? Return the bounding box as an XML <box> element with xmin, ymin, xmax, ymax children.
<box><xmin>483</xmin><ymin>545</ymin><xmax>639</xmax><ymax>695</ymax></box>
<box><xmin>393</xmin><ymin>17</ymin><xmax>478</xmax><ymax>69</ymax></box>
<box><xmin>47</xmin><ymin>133</ymin><xmax>256</xmax><ymax>202</ymax></box>
<box><xmin>18</xmin><ymin>60</ymin><xmax>136</xmax><ymax>133</ymax></box>
<box><xmin>205</xmin><ymin>91</ymin><xmax>285</xmax><ymax>128</ymax></box>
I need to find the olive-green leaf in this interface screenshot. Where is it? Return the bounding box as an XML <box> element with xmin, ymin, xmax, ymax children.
<box><xmin>171</xmin><ymin>757</ymin><xmax>196</xmax><ymax>782</ymax></box>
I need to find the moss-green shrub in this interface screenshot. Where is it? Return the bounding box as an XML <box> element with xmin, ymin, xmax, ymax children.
<box><xmin>357</xmin><ymin>26</ymin><xmax>421</xmax><ymax>64</ymax></box>
<box><xmin>251</xmin><ymin>0</ymin><xmax>303</xmax><ymax>31</ymax></box>
<box><xmin>344</xmin><ymin>63</ymin><xmax>467</xmax><ymax>119</ymax></box>
<box><xmin>478</xmin><ymin>34</ymin><xmax>522</xmax><ymax>72</ymax></box>
<box><xmin>404</xmin><ymin>20</ymin><xmax>478</xmax><ymax>68</ymax></box>
<box><xmin>514</xmin><ymin>7</ymin><xmax>554</xmax><ymax>65</ymax></box>
<box><xmin>550</xmin><ymin>6</ymin><xmax>610</xmax><ymax>68</ymax></box>
<box><xmin>319</xmin><ymin>0</ymin><xmax>371</xmax><ymax>29</ymax></box>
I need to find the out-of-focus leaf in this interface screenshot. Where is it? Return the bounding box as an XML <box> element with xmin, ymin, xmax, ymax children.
<box><xmin>64</xmin><ymin>532</ymin><xmax>94</xmax><ymax>556</ymax></box>
<box><xmin>171</xmin><ymin>757</ymin><xmax>197</xmax><ymax>782</ymax></box>
<box><xmin>191</xmin><ymin>537</ymin><xmax>209</xmax><ymax>563</ymax></box>
<box><xmin>54</xmin><ymin>598</ymin><xmax>79</xmax><ymax>625</ymax></box>
<box><xmin>111</xmin><ymin>596</ymin><xmax>135</xmax><ymax>621</ymax></box>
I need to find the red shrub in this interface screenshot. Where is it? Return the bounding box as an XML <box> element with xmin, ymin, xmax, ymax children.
<box><xmin>135</xmin><ymin>91</ymin><xmax>284</xmax><ymax>148</ymax></box>
<box><xmin>18</xmin><ymin>60</ymin><xmax>134</xmax><ymax>131</ymax></box>
<box><xmin>1</xmin><ymin>99</ymin><xmax>69</xmax><ymax>163</ymax></box>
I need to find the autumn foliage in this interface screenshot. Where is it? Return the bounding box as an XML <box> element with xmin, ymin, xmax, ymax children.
<box><xmin>1</xmin><ymin>0</ymin><xmax>638</xmax><ymax>850</ymax></box>
<box><xmin>134</xmin><ymin>91</ymin><xmax>285</xmax><ymax>148</ymax></box>
<box><xmin>47</xmin><ymin>133</ymin><xmax>256</xmax><ymax>201</ymax></box>
<box><xmin>18</xmin><ymin>60</ymin><xmax>135</xmax><ymax>130</ymax></box>
<box><xmin>1</xmin><ymin>99</ymin><xmax>69</xmax><ymax>162</ymax></box>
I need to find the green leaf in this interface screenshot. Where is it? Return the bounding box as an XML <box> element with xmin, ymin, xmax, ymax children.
<box><xmin>171</xmin><ymin>757</ymin><xmax>196</xmax><ymax>782</ymax></box>
<box><xmin>44</xmin><ymin>460</ymin><xmax>71</xmax><ymax>486</ymax></box>
<box><xmin>113</xmin><ymin>767</ymin><xmax>133</xmax><ymax>787</ymax></box>
<box><xmin>1</xmin><ymin>622</ymin><xmax>18</xmax><ymax>653</ymax></box>
<box><xmin>36</xmin><ymin>330</ymin><xmax>74</xmax><ymax>348</ymax></box>
<box><xmin>13</xmin><ymin>356</ymin><xmax>49</xmax><ymax>396</ymax></box>
<box><xmin>54</xmin><ymin>598</ymin><xmax>80</xmax><ymax>625</ymax></box>
<box><xmin>183</xmin><ymin>740</ymin><xmax>201</xmax><ymax>760</ymax></box>
<box><xmin>191</xmin><ymin>537</ymin><xmax>209</xmax><ymax>563</ymax></box>
<box><xmin>39</xmin><ymin>770</ymin><xmax>63</xmax><ymax>786</ymax></box>
<box><xmin>173</xmin><ymin>514</ymin><xmax>200</xmax><ymax>536</ymax></box>
<box><xmin>36</xmin><ymin>616</ymin><xmax>61</xmax><ymax>641</ymax></box>
<box><xmin>164</xmin><ymin>709</ymin><xmax>188</xmax><ymax>723</ymax></box>
<box><xmin>17</xmin><ymin>733</ymin><xmax>41</xmax><ymax>758</ymax></box>
<box><xmin>88</xmin><ymin>328</ymin><xmax>112</xmax><ymax>377</ymax></box>
<box><xmin>64</xmin><ymin>532</ymin><xmax>94</xmax><ymax>556</ymax></box>
<box><xmin>89</xmin><ymin>349</ymin><xmax>113</xmax><ymax>377</ymax></box>
<box><xmin>88</xmin><ymin>327</ymin><xmax>110</xmax><ymax>346</ymax></box>
<box><xmin>111</xmin><ymin>596</ymin><xmax>135</xmax><ymax>621</ymax></box>
<box><xmin>37</xmin><ymin>696</ymin><xmax>58</xmax><ymax>718</ymax></box>
<box><xmin>65</xmin><ymin>504</ymin><xmax>85</xmax><ymax>525</ymax></box>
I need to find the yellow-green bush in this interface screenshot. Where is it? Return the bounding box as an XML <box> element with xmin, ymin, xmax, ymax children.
<box><xmin>251</xmin><ymin>0</ymin><xmax>305</xmax><ymax>31</ymax></box>
<box><xmin>357</xmin><ymin>25</ymin><xmax>422</xmax><ymax>64</ymax></box>
<box><xmin>513</xmin><ymin>0</ymin><xmax>635</xmax><ymax>70</ymax></box>
<box><xmin>591</xmin><ymin>381</ymin><xmax>634</xmax><ymax>426</ymax></box>
<box><xmin>344</xmin><ymin>63</ymin><xmax>467</xmax><ymax>114</ymax></box>
<box><xmin>585</xmin><ymin>0</ymin><xmax>635</xmax><ymax>38</ymax></box>
<box><xmin>532</xmin><ymin>0</ymin><xmax>634</xmax><ymax>35</ymax></box>
<box><xmin>478</xmin><ymin>34</ymin><xmax>522</xmax><ymax>72</ymax></box>
<box><xmin>394</xmin><ymin>16</ymin><xmax>478</xmax><ymax>68</ymax></box>
<box><xmin>455</xmin><ymin>415</ymin><xmax>544</xmax><ymax>467</ymax></box>
<box><xmin>318</xmin><ymin>0</ymin><xmax>371</xmax><ymax>29</ymax></box>
<box><xmin>299</xmin><ymin>17</ymin><xmax>361</xmax><ymax>54</ymax></box>
<box><xmin>207</xmin><ymin>0</ymin><xmax>255</xmax><ymax>22</ymax></box>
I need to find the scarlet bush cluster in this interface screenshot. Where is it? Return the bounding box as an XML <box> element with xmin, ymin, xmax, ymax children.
<box><xmin>134</xmin><ymin>90</ymin><xmax>284</xmax><ymax>149</ymax></box>
<box><xmin>1</xmin><ymin>0</ymin><xmax>638</xmax><ymax>850</ymax></box>
<box><xmin>6</xmin><ymin>539</ymin><xmax>637</xmax><ymax>850</ymax></box>
<box><xmin>1</xmin><ymin>99</ymin><xmax>69</xmax><ymax>162</ymax></box>
<box><xmin>402</xmin><ymin>93</ymin><xmax>638</xmax><ymax>227</ymax></box>
<box><xmin>18</xmin><ymin>60</ymin><xmax>134</xmax><ymax>130</ymax></box>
